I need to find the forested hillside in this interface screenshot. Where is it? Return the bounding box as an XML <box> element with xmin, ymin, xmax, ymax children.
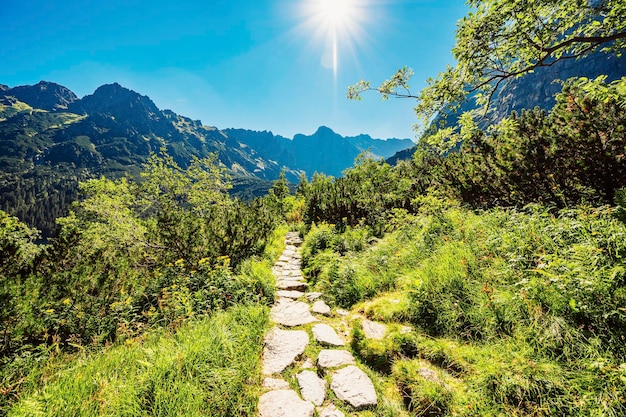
<box><xmin>0</xmin><ymin>82</ymin><xmax>411</xmax><ymax>238</ymax></box>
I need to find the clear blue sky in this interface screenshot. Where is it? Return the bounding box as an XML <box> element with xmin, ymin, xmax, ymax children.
<box><xmin>0</xmin><ymin>0</ymin><xmax>468</xmax><ymax>140</ymax></box>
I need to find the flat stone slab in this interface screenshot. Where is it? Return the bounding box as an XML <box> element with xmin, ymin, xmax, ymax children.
<box><xmin>276</xmin><ymin>290</ymin><xmax>306</xmax><ymax>299</ymax></box>
<box><xmin>305</xmin><ymin>292</ymin><xmax>323</xmax><ymax>301</ymax></box>
<box><xmin>362</xmin><ymin>319</ymin><xmax>387</xmax><ymax>340</ymax></box>
<box><xmin>276</xmin><ymin>280</ymin><xmax>309</xmax><ymax>291</ymax></box>
<box><xmin>280</xmin><ymin>268</ymin><xmax>304</xmax><ymax>276</ymax></box>
<box><xmin>263</xmin><ymin>377</ymin><xmax>290</xmax><ymax>390</ymax></box>
<box><xmin>301</xmin><ymin>358</ymin><xmax>315</xmax><ymax>369</ymax></box>
<box><xmin>318</xmin><ymin>404</ymin><xmax>346</xmax><ymax>417</ymax></box>
<box><xmin>311</xmin><ymin>300</ymin><xmax>331</xmax><ymax>315</ymax></box>
<box><xmin>317</xmin><ymin>350</ymin><xmax>355</xmax><ymax>368</ymax></box>
<box><xmin>330</xmin><ymin>366</ymin><xmax>377</xmax><ymax>410</ymax></box>
<box><xmin>258</xmin><ymin>389</ymin><xmax>315</xmax><ymax>417</ymax></box>
<box><xmin>312</xmin><ymin>324</ymin><xmax>344</xmax><ymax>346</ymax></box>
<box><xmin>297</xmin><ymin>370</ymin><xmax>326</xmax><ymax>406</ymax></box>
<box><xmin>263</xmin><ymin>327</ymin><xmax>309</xmax><ymax>374</ymax></box>
<box><xmin>271</xmin><ymin>299</ymin><xmax>317</xmax><ymax>327</ymax></box>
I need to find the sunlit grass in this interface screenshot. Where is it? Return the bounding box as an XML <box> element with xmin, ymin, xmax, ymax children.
<box><xmin>9</xmin><ymin>306</ymin><xmax>269</xmax><ymax>417</ymax></box>
<box><xmin>303</xmin><ymin>201</ymin><xmax>626</xmax><ymax>416</ymax></box>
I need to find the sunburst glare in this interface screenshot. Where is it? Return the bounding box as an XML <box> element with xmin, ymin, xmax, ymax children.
<box><xmin>298</xmin><ymin>0</ymin><xmax>370</xmax><ymax>80</ymax></box>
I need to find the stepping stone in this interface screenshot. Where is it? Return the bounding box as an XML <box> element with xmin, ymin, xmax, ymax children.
<box><xmin>271</xmin><ymin>298</ymin><xmax>317</xmax><ymax>327</ymax></box>
<box><xmin>258</xmin><ymin>389</ymin><xmax>314</xmax><ymax>417</ymax></box>
<box><xmin>306</xmin><ymin>292</ymin><xmax>323</xmax><ymax>301</ymax></box>
<box><xmin>279</xmin><ymin>255</ymin><xmax>292</xmax><ymax>262</ymax></box>
<box><xmin>317</xmin><ymin>350</ymin><xmax>355</xmax><ymax>368</ymax></box>
<box><xmin>276</xmin><ymin>290</ymin><xmax>306</xmax><ymax>299</ymax></box>
<box><xmin>336</xmin><ymin>309</ymin><xmax>349</xmax><ymax>317</ymax></box>
<box><xmin>296</xmin><ymin>370</ymin><xmax>326</xmax><ymax>406</ymax></box>
<box><xmin>301</xmin><ymin>358</ymin><xmax>315</xmax><ymax>369</ymax></box>
<box><xmin>263</xmin><ymin>377</ymin><xmax>290</xmax><ymax>390</ymax></box>
<box><xmin>330</xmin><ymin>366</ymin><xmax>377</xmax><ymax>410</ymax></box>
<box><xmin>312</xmin><ymin>300</ymin><xmax>331</xmax><ymax>315</ymax></box>
<box><xmin>263</xmin><ymin>327</ymin><xmax>309</xmax><ymax>374</ymax></box>
<box><xmin>312</xmin><ymin>324</ymin><xmax>345</xmax><ymax>346</ymax></box>
<box><xmin>280</xmin><ymin>271</ymin><xmax>304</xmax><ymax>279</ymax></box>
<box><xmin>277</xmin><ymin>280</ymin><xmax>309</xmax><ymax>291</ymax></box>
<box><xmin>362</xmin><ymin>319</ymin><xmax>387</xmax><ymax>340</ymax></box>
<box><xmin>318</xmin><ymin>404</ymin><xmax>345</xmax><ymax>417</ymax></box>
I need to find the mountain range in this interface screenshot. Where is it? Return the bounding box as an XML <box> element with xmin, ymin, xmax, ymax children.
<box><xmin>0</xmin><ymin>81</ymin><xmax>412</xmax><ymax>236</ymax></box>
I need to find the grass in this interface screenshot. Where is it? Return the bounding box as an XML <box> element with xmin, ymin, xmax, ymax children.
<box><xmin>8</xmin><ymin>305</ymin><xmax>269</xmax><ymax>417</ymax></box>
<box><xmin>301</xmin><ymin>200</ymin><xmax>626</xmax><ymax>416</ymax></box>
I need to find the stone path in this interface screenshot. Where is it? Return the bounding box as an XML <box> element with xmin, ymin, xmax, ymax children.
<box><xmin>258</xmin><ymin>232</ymin><xmax>379</xmax><ymax>417</ymax></box>
<box><xmin>259</xmin><ymin>232</ymin><xmax>384</xmax><ymax>417</ymax></box>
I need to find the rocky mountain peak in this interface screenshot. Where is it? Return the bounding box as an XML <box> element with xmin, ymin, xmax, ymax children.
<box><xmin>73</xmin><ymin>83</ymin><xmax>161</xmax><ymax>118</ymax></box>
<box><xmin>1</xmin><ymin>80</ymin><xmax>78</xmax><ymax>111</ymax></box>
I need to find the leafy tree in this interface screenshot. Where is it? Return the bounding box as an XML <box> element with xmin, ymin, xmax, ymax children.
<box><xmin>0</xmin><ymin>210</ymin><xmax>40</xmax><ymax>277</ymax></box>
<box><xmin>348</xmin><ymin>0</ymin><xmax>626</xmax><ymax>134</ymax></box>
<box><xmin>270</xmin><ymin>170</ymin><xmax>290</xmax><ymax>201</ymax></box>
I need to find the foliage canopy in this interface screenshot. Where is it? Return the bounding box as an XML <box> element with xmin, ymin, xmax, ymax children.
<box><xmin>348</xmin><ymin>0</ymin><xmax>626</xmax><ymax>134</ymax></box>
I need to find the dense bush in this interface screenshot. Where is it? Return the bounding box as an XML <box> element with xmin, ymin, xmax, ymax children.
<box><xmin>300</xmin><ymin>77</ymin><xmax>626</xmax><ymax>231</ymax></box>
<box><xmin>0</xmin><ymin>153</ymin><xmax>283</xmax><ymax>412</ymax></box>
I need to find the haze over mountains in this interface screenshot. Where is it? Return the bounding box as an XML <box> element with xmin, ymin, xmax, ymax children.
<box><xmin>0</xmin><ymin>81</ymin><xmax>412</xmax><ymax>236</ymax></box>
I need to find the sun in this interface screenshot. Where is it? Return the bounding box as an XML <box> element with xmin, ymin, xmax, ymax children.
<box><xmin>299</xmin><ymin>0</ymin><xmax>367</xmax><ymax>78</ymax></box>
<box><xmin>317</xmin><ymin>0</ymin><xmax>353</xmax><ymax>25</ymax></box>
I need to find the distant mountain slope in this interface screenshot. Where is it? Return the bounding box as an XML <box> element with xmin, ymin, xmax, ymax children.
<box><xmin>0</xmin><ymin>82</ymin><xmax>292</xmax><ymax>235</ymax></box>
<box><xmin>225</xmin><ymin>126</ymin><xmax>413</xmax><ymax>178</ymax></box>
<box><xmin>0</xmin><ymin>81</ymin><xmax>410</xmax><ymax>236</ymax></box>
<box><xmin>2</xmin><ymin>81</ymin><xmax>78</xmax><ymax>111</ymax></box>
<box><xmin>388</xmin><ymin>51</ymin><xmax>626</xmax><ymax>164</ymax></box>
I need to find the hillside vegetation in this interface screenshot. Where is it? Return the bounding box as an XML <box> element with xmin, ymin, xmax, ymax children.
<box><xmin>1</xmin><ymin>74</ymin><xmax>625</xmax><ymax>416</ymax></box>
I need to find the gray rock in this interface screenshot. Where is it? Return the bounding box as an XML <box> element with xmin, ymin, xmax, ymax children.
<box><xmin>311</xmin><ymin>300</ymin><xmax>331</xmax><ymax>315</ymax></box>
<box><xmin>418</xmin><ymin>367</ymin><xmax>447</xmax><ymax>388</ymax></box>
<box><xmin>301</xmin><ymin>358</ymin><xmax>315</xmax><ymax>369</ymax></box>
<box><xmin>362</xmin><ymin>319</ymin><xmax>387</xmax><ymax>340</ymax></box>
<box><xmin>283</xmin><ymin>264</ymin><xmax>301</xmax><ymax>271</ymax></box>
<box><xmin>277</xmin><ymin>280</ymin><xmax>309</xmax><ymax>291</ymax></box>
<box><xmin>263</xmin><ymin>327</ymin><xmax>309</xmax><ymax>374</ymax></box>
<box><xmin>330</xmin><ymin>366</ymin><xmax>377</xmax><ymax>409</ymax></box>
<box><xmin>276</xmin><ymin>290</ymin><xmax>306</xmax><ymax>299</ymax></box>
<box><xmin>336</xmin><ymin>309</ymin><xmax>349</xmax><ymax>317</ymax></box>
<box><xmin>305</xmin><ymin>292</ymin><xmax>323</xmax><ymax>301</ymax></box>
<box><xmin>296</xmin><ymin>370</ymin><xmax>326</xmax><ymax>406</ymax></box>
<box><xmin>318</xmin><ymin>404</ymin><xmax>346</xmax><ymax>417</ymax></box>
<box><xmin>271</xmin><ymin>298</ymin><xmax>317</xmax><ymax>327</ymax></box>
<box><xmin>312</xmin><ymin>324</ymin><xmax>345</xmax><ymax>346</ymax></box>
<box><xmin>258</xmin><ymin>389</ymin><xmax>315</xmax><ymax>417</ymax></box>
<box><xmin>263</xmin><ymin>377</ymin><xmax>291</xmax><ymax>390</ymax></box>
<box><xmin>278</xmin><ymin>255</ymin><xmax>292</xmax><ymax>262</ymax></box>
<box><xmin>281</xmin><ymin>270</ymin><xmax>304</xmax><ymax>279</ymax></box>
<box><xmin>317</xmin><ymin>350</ymin><xmax>355</xmax><ymax>368</ymax></box>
